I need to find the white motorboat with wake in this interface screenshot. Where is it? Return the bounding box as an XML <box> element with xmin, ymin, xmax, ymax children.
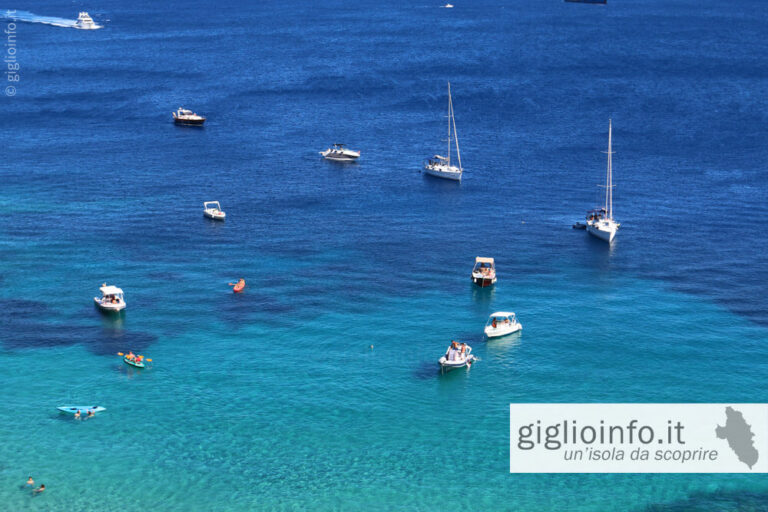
<box><xmin>484</xmin><ymin>312</ymin><xmax>522</xmax><ymax>338</ymax></box>
<box><xmin>74</xmin><ymin>12</ymin><xmax>101</xmax><ymax>30</ymax></box>
<box><xmin>423</xmin><ymin>82</ymin><xmax>463</xmax><ymax>181</ymax></box>
<box><xmin>585</xmin><ymin>120</ymin><xmax>620</xmax><ymax>243</ymax></box>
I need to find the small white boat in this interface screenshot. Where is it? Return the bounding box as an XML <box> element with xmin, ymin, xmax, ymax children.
<box><xmin>442</xmin><ymin>3</ymin><xmax>455</xmax><ymax>7</ymax></box>
<box><xmin>203</xmin><ymin>201</ymin><xmax>226</xmax><ymax>220</ymax></box>
<box><xmin>74</xmin><ymin>12</ymin><xmax>100</xmax><ymax>30</ymax></box>
<box><xmin>586</xmin><ymin>120</ymin><xmax>620</xmax><ymax>243</ymax></box>
<box><xmin>320</xmin><ymin>144</ymin><xmax>360</xmax><ymax>161</ymax></box>
<box><xmin>471</xmin><ymin>257</ymin><xmax>496</xmax><ymax>287</ymax></box>
<box><xmin>484</xmin><ymin>312</ymin><xmax>522</xmax><ymax>338</ymax></box>
<box><xmin>439</xmin><ymin>342</ymin><xmax>476</xmax><ymax>371</ymax></box>
<box><xmin>94</xmin><ymin>283</ymin><xmax>126</xmax><ymax>312</ymax></box>
<box><xmin>424</xmin><ymin>82</ymin><xmax>463</xmax><ymax>181</ymax></box>
<box><xmin>173</xmin><ymin>107</ymin><xmax>206</xmax><ymax>126</ymax></box>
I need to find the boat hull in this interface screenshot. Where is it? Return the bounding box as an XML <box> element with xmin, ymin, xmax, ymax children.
<box><xmin>439</xmin><ymin>356</ymin><xmax>476</xmax><ymax>371</ymax></box>
<box><xmin>173</xmin><ymin>118</ymin><xmax>205</xmax><ymax>126</ymax></box>
<box><xmin>94</xmin><ymin>298</ymin><xmax>126</xmax><ymax>312</ymax></box>
<box><xmin>586</xmin><ymin>223</ymin><xmax>617</xmax><ymax>243</ymax></box>
<box><xmin>203</xmin><ymin>211</ymin><xmax>225</xmax><ymax>220</ymax></box>
<box><xmin>57</xmin><ymin>406</ymin><xmax>106</xmax><ymax>414</ymax></box>
<box><xmin>484</xmin><ymin>324</ymin><xmax>522</xmax><ymax>338</ymax></box>
<box><xmin>472</xmin><ymin>275</ymin><xmax>496</xmax><ymax>287</ymax></box>
<box><xmin>423</xmin><ymin>166</ymin><xmax>461</xmax><ymax>181</ymax></box>
<box><xmin>124</xmin><ymin>357</ymin><xmax>145</xmax><ymax>368</ymax></box>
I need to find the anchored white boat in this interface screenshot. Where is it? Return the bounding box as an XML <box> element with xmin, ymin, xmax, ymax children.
<box><xmin>439</xmin><ymin>341</ymin><xmax>476</xmax><ymax>371</ymax></box>
<box><xmin>424</xmin><ymin>82</ymin><xmax>463</xmax><ymax>181</ymax></box>
<box><xmin>74</xmin><ymin>12</ymin><xmax>100</xmax><ymax>30</ymax></box>
<box><xmin>94</xmin><ymin>283</ymin><xmax>125</xmax><ymax>312</ymax></box>
<box><xmin>173</xmin><ymin>107</ymin><xmax>206</xmax><ymax>126</ymax></box>
<box><xmin>586</xmin><ymin>120</ymin><xmax>620</xmax><ymax>243</ymax></box>
<box><xmin>471</xmin><ymin>257</ymin><xmax>496</xmax><ymax>287</ymax></box>
<box><xmin>203</xmin><ymin>201</ymin><xmax>226</xmax><ymax>220</ymax></box>
<box><xmin>484</xmin><ymin>312</ymin><xmax>522</xmax><ymax>338</ymax></box>
<box><xmin>320</xmin><ymin>144</ymin><xmax>360</xmax><ymax>161</ymax></box>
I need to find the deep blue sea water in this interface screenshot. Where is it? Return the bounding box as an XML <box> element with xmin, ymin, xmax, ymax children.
<box><xmin>1</xmin><ymin>0</ymin><xmax>767</xmax><ymax>510</ymax></box>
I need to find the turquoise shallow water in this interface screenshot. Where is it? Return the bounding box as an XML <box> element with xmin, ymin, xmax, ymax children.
<box><xmin>2</xmin><ymin>0</ymin><xmax>768</xmax><ymax>509</ymax></box>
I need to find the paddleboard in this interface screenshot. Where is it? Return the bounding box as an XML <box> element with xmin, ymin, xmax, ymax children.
<box><xmin>57</xmin><ymin>406</ymin><xmax>106</xmax><ymax>414</ymax></box>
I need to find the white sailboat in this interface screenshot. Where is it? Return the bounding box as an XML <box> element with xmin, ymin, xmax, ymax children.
<box><xmin>586</xmin><ymin>120</ymin><xmax>620</xmax><ymax>243</ymax></box>
<box><xmin>424</xmin><ymin>82</ymin><xmax>463</xmax><ymax>181</ymax></box>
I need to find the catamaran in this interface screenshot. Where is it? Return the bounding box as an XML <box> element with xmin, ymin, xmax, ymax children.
<box><xmin>586</xmin><ymin>120</ymin><xmax>620</xmax><ymax>243</ymax></box>
<box><xmin>424</xmin><ymin>82</ymin><xmax>463</xmax><ymax>181</ymax></box>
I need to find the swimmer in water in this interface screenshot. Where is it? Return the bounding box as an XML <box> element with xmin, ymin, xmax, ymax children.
<box><xmin>25</xmin><ymin>476</ymin><xmax>34</xmax><ymax>487</ymax></box>
<box><xmin>74</xmin><ymin>410</ymin><xmax>81</xmax><ymax>420</ymax></box>
<box><xmin>33</xmin><ymin>484</ymin><xmax>45</xmax><ymax>494</ymax></box>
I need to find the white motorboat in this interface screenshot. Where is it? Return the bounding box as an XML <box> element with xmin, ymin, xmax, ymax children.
<box><xmin>94</xmin><ymin>283</ymin><xmax>126</xmax><ymax>312</ymax></box>
<box><xmin>173</xmin><ymin>107</ymin><xmax>206</xmax><ymax>126</ymax></box>
<box><xmin>484</xmin><ymin>312</ymin><xmax>522</xmax><ymax>338</ymax></box>
<box><xmin>471</xmin><ymin>257</ymin><xmax>496</xmax><ymax>287</ymax></box>
<box><xmin>74</xmin><ymin>12</ymin><xmax>100</xmax><ymax>30</ymax></box>
<box><xmin>586</xmin><ymin>120</ymin><xmax>620</xmax><ymax>243</ymax></box>
<box><xmin>442</xmin><ymin>3</ymin><xmax>455</xmax><ymax>7</ymax></box>
<box><xmin>203</xmin><ymin>201</ymin><xmax>226</xmax><ymax>220</ymax></box>
<box><xmin>439</xmin><ymin>342</ymin><xmax>476</xmax><ymax>371</ymax></box>
<box><xmin>424</xmin><ymin>82</ymin><xmax>463</xmax><ymax>181</ymax></box>
<box><xmin>320</xmin><ymin>144</ymin><xmax>360</xmax><ymax>161</ymax></box>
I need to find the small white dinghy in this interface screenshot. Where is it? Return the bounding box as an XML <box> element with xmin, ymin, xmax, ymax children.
<box><xmin>438</xmin><ymin>341</ymin><xmax>477</xmax><ymax>371</ymax></box>
<box><xmin>203</xmin><ymin>201</ymin><xmax>226</xmax><ymax>220</ymax></box>
<box><xmin>484</xmin><ymin>312</ymin><xmax>522</xmax><ymax>338</ymax></box>
<box><xmin>94</xmin><ymin>283</ymin><xmax>126</xmax><ymax>312</ymax></box>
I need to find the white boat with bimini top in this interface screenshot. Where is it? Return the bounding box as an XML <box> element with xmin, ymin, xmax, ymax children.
<box><xmin>94</xmin><ymin>283</ymin><xmax>126</xmax><ymax>312</ymax></box>
<box><xmin>173</xmin><ymin>107</ymin><xmax>206</xmax><ymax>126</ymax></box>
<box><xmin>74</xmin><ymin>12</ymin><xmax>100</xmax><ymax>30</ymax></box>
<box><xmin>423</xmin><ymin>82</ymin><xmax>463</xmax><ymax>181</ymax></box>
<box><xmin>203</xmin><ymin>201</ymin><xmax>226</xmax><ymax>220</ymax></box>
<box><xmin>439</xmin><ymin>341</ymin><xmax>476</xmax><ymax>371</ymax></box>
<box><xmin>484</xmin><ymin>312</ymin><xmax>522</xmax><ymax>338</ymax></box>
<box><xmin>320</xmin><ymin>144</ymin><xmax>360</xmax><ymax>161</ymax></box>
<box><xmin>471</xmin><ymin>257</ymin><xmax>496</xmax><ymax>287</ymax></box>
<box><xmin>586</xmin><ymin>120</ymin><xmax>620</xmax><ymax>243</ymax></box>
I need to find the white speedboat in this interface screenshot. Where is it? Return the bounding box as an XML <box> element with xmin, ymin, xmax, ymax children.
<box><xmin>94</xmin><ymin>283</ymin><xmax>126</xmax><ymax>312</ymax></box>
<box><xmin>203</xmin><ymin>201</ymin><xmax>226</xmax><ymax>220</ymax></box>
<box><xmin>320</xmin><ymin>144</ymin><xmax>360</xmax><ymax>161</ymax></box>
<box><xmin>424</xmin><ymin>82</ymin><xmax>463</xmax><ymax>181</ymax></box>
<box><xmin>439</xmin><ymin>342</ymin><xmax>476</xmax><ymax>371</ymax></box>
<box><xmin>484</xmin><ymin>312</ymin><xmax>522</xmax><ymax>338</ymax></box>
<box><xmin>74</xmin><ymin>12</ymin><xmax>100</xmax><ymax>30</ymax></box>
<box><xmin>173</xmin><ymin>107</ymin><xmax>206</xmax><ymax>126</ymax></box>
<box><xmin>586</xmin><ymin>120</ymin><xmax>620</xmax><ymax>243</ymax></box>
<box><xmin>471</xmin><ymin>257</ymin><xmax>496</xmax><ymax>287</ymax></box>
<box><xmin>442</xmin><ymin>3</ymin><xmax>455</xmax><ymax>7</ymax></box>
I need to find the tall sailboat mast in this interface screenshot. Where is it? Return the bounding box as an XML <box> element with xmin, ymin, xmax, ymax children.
<box><xmin>606</xmin><ymin>119</ymin><xmax>613</xmax><ymax>220</ymax></box>
<box><xmin>447</xmin><ymin>82</ymin><xmax>452</xmax><ymax>166</ymax></box>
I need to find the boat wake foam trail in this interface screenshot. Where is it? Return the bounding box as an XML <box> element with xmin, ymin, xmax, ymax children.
<box><xmin>3</xmin><ymin>10</ymin><xmax>103</xmax><ymax>29</ymax></box>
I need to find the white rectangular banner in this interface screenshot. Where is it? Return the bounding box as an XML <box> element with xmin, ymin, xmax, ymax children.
<box><xmin>509</xmin><ymin>404</ymin><xmax>768</xmax><ymax>473</ymax></box>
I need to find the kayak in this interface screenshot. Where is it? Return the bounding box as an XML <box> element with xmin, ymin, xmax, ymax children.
<box><xmin>124</xmin><ymin>356</ymin><xmax>145</xmax><ymax>368</ymax></box>
<box><xmin>233</xmin><ymin>279</ymin><xmax>245</xmax><ymax>293</ymax></box>
<box><xmin>57</xmin><ymin>406</ymin><xmax>106</xmax><ymax>414</ymax></box>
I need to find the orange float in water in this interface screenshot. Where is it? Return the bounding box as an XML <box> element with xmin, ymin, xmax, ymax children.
<box><xmin>231</xmin><ymin>279</ymin><xmax>246</xmax><ymax>293</ymax></box>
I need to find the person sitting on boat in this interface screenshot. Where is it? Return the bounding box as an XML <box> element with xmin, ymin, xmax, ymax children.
<box><xmin>445</xmin><ymin>341</ymin><xmax>459</xmax><ymax>361</ymax></box>
<box><xmin>504</xmin><ymin>317</ymin><xmax>510</xmax><ymax>325</ymax></box>
<box><xmin>460</xmin><ymin>343</ymin><xmax>467</xmax><ymax>357</ymax></box>
<box><xmin>492</xmin><ymin>318</ymin><xmax>497</xmax><ymax>329</ymax></box>
<box><xmin>126</xmin><ymin>351</ymin><xmax>136</xmax><ymax>361</ymax></box>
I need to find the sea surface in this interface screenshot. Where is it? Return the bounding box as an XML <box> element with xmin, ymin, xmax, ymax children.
<box><xmin>1</xmin><ymin>0</ymin><xmax>767</xmax><ymax>510</ymax></box>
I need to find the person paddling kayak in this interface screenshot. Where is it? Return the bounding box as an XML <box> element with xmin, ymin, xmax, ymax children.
<box><xmin>228</xmin><ymin>278</ymin><xmax>246</xmax><ymax>293</ymax></box>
